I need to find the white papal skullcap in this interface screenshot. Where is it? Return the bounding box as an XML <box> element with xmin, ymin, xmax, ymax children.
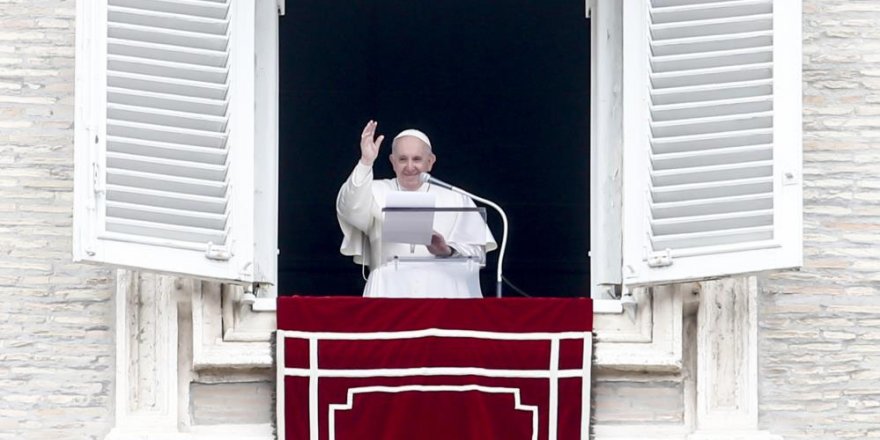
<box><xmin>393</xmin><ymin>129</ymin><xmax>432</xmax><ymax>148</ymax></box>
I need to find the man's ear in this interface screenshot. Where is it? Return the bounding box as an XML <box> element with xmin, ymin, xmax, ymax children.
<box><xmin>426</xmin><ymin>153</ymin><xmax>436</xmax><ymax>171</ymax></box>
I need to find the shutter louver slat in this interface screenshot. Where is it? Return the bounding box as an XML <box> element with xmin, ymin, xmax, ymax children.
<box><xmin>108</xmin><ymin>103</ymin><xmax>228</xmax><ymax>131</ymax></box>
<box><xmin>651</xmin><ymin>128</ymin><xmax>773</xmax><ymax>154</ymax></box>
<box><xmin>106</xmin><ymin>136</ymin><xmax>228</xmax><ymax>165</ymax></box>
<box><xmin>106</xmin><ymin>152</ymin><xmax>227</xmax><ymax>180</ymax></box>
<box><xmin>107</xmin><ymin>87</ymin><xmax>228</xmax><ymax>115</ymax></box>
<box><xmin>109</xmin><ymin>0</ymin><xmax>230</xmax><ymax>19</ymax></box>
<box><xmin>650</xmin><ymin>1</ymin><xmax>771</xmax><ymax>24</ymax></box>
<box><xmin>107</xmin><ymin>39</ymin><xmax>228</xmax><ymax>67</ymax></box>
<box><xmin>654</xmin><ymin>0</ymin><xmax>741</xmax><ymax>7</ymax></box>
<box><xmin>652</xmin><ymin>96</ymin><xmax>772</xmax><ymax>121</ymax></box>
<box><xmin>108</xmin><ymin>7</ymin><xmax>229</xmax><ymax>35</ymax></box>
<box><xmin>651</xmin><ymin>226</ymin><xmax>773</xmax><ymax>250</ymax></box>
<box><xmin>651</xmin><ymin>176</ymin><xmax>773</xmax><ymax>204</ymax></box>
<box><xmin>651</xmin><ymin>112</ymin><xmax>772</xmax><ymax>137</ymax></box>
<box><xmin>106</xmin><ymin>169</ymin><xmax>227</xmax><ymax>197</ymax></box>
<box><xmin>109</xmin><ymin>23</ymin><xmax>229</xmax><ymax>51</ymax></box>
<box><xmin>650</xmin><ymin>14</ymin><xmax>772</xmax><ymax>40</ymax></box>
<box><xmin>651</xmin><ymin>160</ymin><xmax>773</xmax><ymax>186</ymax></box>
<box><xmin>651</xmin><ymin>79</ymin><xmax>772</xmax><ymax>105</ymax></box>
<box><xmin>108</xmin><ymin>56</ymin><xmax>229</xmax><ymax>83</ymax></box>
<box><xmin>106</xmin><ymin>201</ymin><xmax>227</xmax><ymax>230</ymax></box>
<box><xmin>651</xmin><ymin>31</ymin><xmax>773</xmax><ymax>56</ymax></box>
<box><xmin>651</xmin><ymin>209</ymin><xmax>773</xmax><ymax>236</ymax></box>
<box><xmin>108</xmin><ymin>72</ymin><xmax>228</xmax><ymax>99</ymax></box>
<box><xmin>106</xmin><ymin>185</ymin><xmax>227</xmax><ymax>213</ymax></box>
<box><xmin>652</xmin><ymin>144</ymin><xmax>772</xmax><ymax>169</ymax></box>
<box><xmin>105</xmin><ymin>217</ymin><xmax>227</xmax><ymax>244</ymax></box>
<box><xmin>652</xmin><ymin>193</ymin><xmax>773</xmax><ymax>218</ymax></box>
<box><xmin>108</xmin><ymin>120</ymin><xmax>227</xmax><ymax>148</ymax></box>
<box><xmin>104</xmin><ymin>0</ymin><xmax>233</xmax><ymax>250</ymax></box>
<box><xmin>651</xmin><ymin>46</ymin><xmax>772</xmax><ymax>72</ymax></box>
<box><xmin>650</xmin><ymin>63</ymin><xmax>773</xmax><ymax>88</ymax></box>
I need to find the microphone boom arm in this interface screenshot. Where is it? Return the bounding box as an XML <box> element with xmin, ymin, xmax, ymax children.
<box><xmin>422</xmin><ymin>173</ymin><xmax>508</xmax><ymax>298</ymax></box>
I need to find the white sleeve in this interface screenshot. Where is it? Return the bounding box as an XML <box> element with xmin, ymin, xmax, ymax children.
<box><xmin>336</xmin><ymin>162</ymin><xmax>374</xmax><ymax>232</ymax></box>
<box><xmin>446</xmin><ymin>194</ymin><xmax>498</xmax><ymax>263</ymax></box>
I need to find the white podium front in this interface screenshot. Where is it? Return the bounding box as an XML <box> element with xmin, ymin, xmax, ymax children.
<box><xmin>367</xmin><ymin>204</ymin><xmax>490</xmax><ymax>298</ymax></box>
<box><xmin>363</xmin><ymin>256</ymin><xmax>483</xmax><ymax>298</ymax></box>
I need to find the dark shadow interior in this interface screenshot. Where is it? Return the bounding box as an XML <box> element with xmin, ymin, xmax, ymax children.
<box><xmin>278</xmin><ymin>0</ymin><xmax>591</xmax><ymax>297</ymax></box>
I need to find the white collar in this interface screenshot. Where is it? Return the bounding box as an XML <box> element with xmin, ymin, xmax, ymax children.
<box><xmin>395</xmin><ymin>179</ymin><xmax>430</xmax><ymax>192</ymax></box>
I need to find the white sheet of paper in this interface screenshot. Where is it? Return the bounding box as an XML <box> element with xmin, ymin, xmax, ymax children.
<box><xmin>382</xmin><ymin>191</ymin><xmax>436</xmax><ymax>245</ymax></box>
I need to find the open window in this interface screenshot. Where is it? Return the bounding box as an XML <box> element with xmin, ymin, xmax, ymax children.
<box><xmin>276</xmin><ymin>0</ymin><xmax>591</xmax><ymax>297</ymax></box>
<box><xmin>73</xmin><ymin>0</ymin><xmax>800</xmax><ymax>297</ymax></box>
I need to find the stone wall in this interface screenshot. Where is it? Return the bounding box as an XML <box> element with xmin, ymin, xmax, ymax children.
<box><xmin>759</xmin><ymin>1</ymin><xmax>880</xmax><ymax>438</ymax></box>
<box><xmin>0</xmin><ymin>1</ymin><xmax>115</xmax><ymax>439</ymax></box>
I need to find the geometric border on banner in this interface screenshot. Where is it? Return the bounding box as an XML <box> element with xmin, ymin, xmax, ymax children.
<box><xmin>276</xmin><ymin>329</ymin><xmax>593</xmax><ymax>440</ymax></box>
<box><xmin>329</xmin><ymin>385</ymin><xmax>539</xmax><ymax>440</ymax></box>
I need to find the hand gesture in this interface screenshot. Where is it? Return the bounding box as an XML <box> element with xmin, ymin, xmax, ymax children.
<box><xmin>359</xmin><ymin>120</ymin><xmax>385</xmax><ymax>166</ymax></box>
<box><xmin>426</xmin><ymin>231</ymin><xmax>453</xmax><ymax>257</ymax></box>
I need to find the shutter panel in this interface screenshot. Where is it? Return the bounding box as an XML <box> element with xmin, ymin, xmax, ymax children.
<box><xmin>74</xmin><ymin>0</ymin><xmax>263</xmax><ymax>283</ymax></box>
<box><xmin>621</xmin><ymin>0</ymin><xmax>801</xmax><ymax>286</ymax></box>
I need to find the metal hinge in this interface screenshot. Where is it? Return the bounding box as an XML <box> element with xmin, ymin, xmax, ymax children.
<box><xmin>92</xmin><ymin>162</ymin><xmax>105</xmax><ymax>195</ymax></box>
<box><xmin>241</xmin><ymin>282</ymin><xmax>276</xmax><ymax>312</ymax></box>
<box><xmin>205</xmin><ymin>242</ymin><xmax>233</xmax><ymax>261</ymax></box>
<box><xmin>646</xmin><ymin>249</ymin><xmax>673</xmax><ymax>268</ymax></box>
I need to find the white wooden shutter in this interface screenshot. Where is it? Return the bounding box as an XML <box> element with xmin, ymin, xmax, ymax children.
<box><xmin>621</xmin><ymin>0</ymin><xmax>801</xmax><ymax>286</ymax></box>
<box><xmin>74</xmin><ymin>0</ymin><xmax>266</xmax><ymax>284</ymax></box>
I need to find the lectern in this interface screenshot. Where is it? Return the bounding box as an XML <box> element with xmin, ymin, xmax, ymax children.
<box><xmin>363</xmin><ymin>205</ymin><xmax>492</xmax><ymax>298</ymax></box>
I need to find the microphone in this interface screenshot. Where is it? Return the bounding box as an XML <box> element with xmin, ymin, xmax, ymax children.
<box><xmin>419</xmin><ymin>172</ymin><xmax>455</xmax><ymax>191</ymax></box>
<box><xmin>420</xmin><ymin>173</ymin><xmax>509</xmax><ymax>298</ymax></box>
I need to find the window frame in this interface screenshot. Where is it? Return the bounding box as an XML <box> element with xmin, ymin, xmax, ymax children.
<box><xmin>104</xmin><ymin>4</ymin><xmax>692</xmax><ymax>408</ymax></box>
<box><xmin>589</xmin><ymin>0</ymin><xmax>625</xmax><ymax>299</ymax></box>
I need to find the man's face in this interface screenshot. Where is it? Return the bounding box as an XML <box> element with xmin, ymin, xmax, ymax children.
<box><xmin>390</xmin><ymin>136</ymin><xmax>435</xmax><ymax>191</ymax></box>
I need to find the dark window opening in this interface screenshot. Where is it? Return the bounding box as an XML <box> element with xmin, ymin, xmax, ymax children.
<box><xmin>278</xmin><ymin>0</ymin><xmax>590</xmax><ymax>297</ymax></box>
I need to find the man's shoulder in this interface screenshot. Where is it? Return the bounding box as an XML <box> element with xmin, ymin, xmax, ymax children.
<box><xmin>429</xmin><ymin>184</ymin><xmax>473</xmax><ymax>205</ymax></box>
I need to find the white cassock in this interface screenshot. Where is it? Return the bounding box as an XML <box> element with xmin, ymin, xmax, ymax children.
<box><xmin>337</xmin><ymin>162</ymin><xmax>497</xmax><ymax>298</ymax></box>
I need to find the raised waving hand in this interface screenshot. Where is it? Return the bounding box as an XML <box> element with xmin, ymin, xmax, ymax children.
<box><xmin>359</xmin><ymin>120</ymin><xmax>385</xmax><ymax>166</ymax></box>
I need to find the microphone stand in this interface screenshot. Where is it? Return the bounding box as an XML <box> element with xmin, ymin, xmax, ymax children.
<box><xmin>422</xmin><ymin>174</ymin><xmax>508</xmax><ymax>298</ymax></box>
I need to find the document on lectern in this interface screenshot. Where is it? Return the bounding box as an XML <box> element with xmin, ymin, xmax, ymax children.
<box><xmin>382</xmin><ymin>191</ymin><xmax>436</xmax><ymax>245</ymax></box>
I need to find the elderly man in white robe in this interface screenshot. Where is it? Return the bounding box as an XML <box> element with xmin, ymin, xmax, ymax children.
<box><xmin>337</xmin><ymin>120</ymin><xmax>497</xmax><ymax>298</ymax></box>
